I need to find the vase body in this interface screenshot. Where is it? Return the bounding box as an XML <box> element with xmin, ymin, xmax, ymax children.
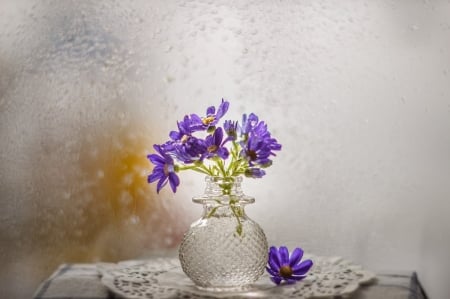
<box><xmin>178</xmin><ymin>176</ymin><xmax>268</xmax><ymax>291</ymax></box>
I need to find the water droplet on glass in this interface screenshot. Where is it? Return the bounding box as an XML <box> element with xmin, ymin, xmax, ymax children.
<box><xmin>164</xmin><ymin>75</ymin><xmax>175</xmax><ymax>83</ymax></box>
<box><xmin>129</xmin><ymin>215</ymin><xmax>140</xmax><ymax>225</ymax></box>
<box><xmin>97</xmin><ymin>170</ymin><xmax>104</xmax><ymax>178</ymax></box>
<box><xmin>119</xmin><ymin>191</ymin><xmax>133</xmax><ymax>206</ymax></box>
<box><xmin>122</xmin><ymin>174</ymin><xmax>133</xmax><ymax>186</ymax></box>
<box><xmin>165</xmin><ymin>45</ymin><xmax>173</xmax><ymax>53</ymax></box>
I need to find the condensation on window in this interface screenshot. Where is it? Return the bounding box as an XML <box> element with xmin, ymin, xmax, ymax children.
<box><xmin>1</xmin><ymin>1</ymin><xmax>450</xmax><ymax>298</ymax></box>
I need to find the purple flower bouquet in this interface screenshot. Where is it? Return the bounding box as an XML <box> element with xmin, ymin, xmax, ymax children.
<box><xmin>147</xmin><ymin>98</ymin><xmax>281</xmax><ymax>194</ymax></box>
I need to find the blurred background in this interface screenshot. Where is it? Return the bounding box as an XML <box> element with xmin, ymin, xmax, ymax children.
<box><xmin>1</xmin><ymin>0</ymin><xmax>449</xmax><ymax>298</ymax></box>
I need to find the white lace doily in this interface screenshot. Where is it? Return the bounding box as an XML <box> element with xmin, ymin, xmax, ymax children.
<box><xmin>98</xmin><ymin>256</ymin><xmax>375</xmax><ymax>299</ymax></box>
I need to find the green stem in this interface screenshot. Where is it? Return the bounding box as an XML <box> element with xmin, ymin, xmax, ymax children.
<box><xmin>229</xmin><ymin>201</ymin><xmax>243</xmax><ymax>236</ymax></box>
<box><xmin>217</xmin><ymin>159</ymin><xmax>227</xmax><ymax>178</ymax></box>
<box><xmin>197</xmin><ymin>163</ymin><xmax>214</xmax><ymax>176</ymax></box>
<box><xmin>207</xmin><ymin>206</ymin><xmax>219</xmax><ymax>218</ymax></box>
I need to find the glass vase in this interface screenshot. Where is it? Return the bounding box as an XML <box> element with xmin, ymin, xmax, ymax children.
<box><xmin>178</xmin><ymin>176</ymin><xmax>268</xmax><ymax>291</ymax></box>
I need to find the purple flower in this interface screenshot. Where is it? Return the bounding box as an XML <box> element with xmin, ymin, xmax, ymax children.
<box><xmin>167</xmin><ymin>115</ymin><xmax>208</xmax><ymax>163</ymax></box>
<box><xmin>181</xmin><ymin>137</ymin><xmax>207</xmax><ymax>161</ymax></box>
<box><xmin>172</xmin><ymin>138</ymin><xmax>206</xmax><ymax>164</ymax></box>
<box><xmin>204</xmin><ymin>127</ymin><xmax>229</xmax><ymax>160</ymax></box>
<box><xmin>240</xmin><ymin>135</ymin><xmax>279</xmax><ymax>167</ymax></box>
<box><xmin>146</xmin><ymin>99</ymin><xmax>282</xmax><ymax>196</ymax></box>
<box><xmin>239</xmin><ymin>112</ymin><xmax>281</xmax><ymax>167</ymax></box>
<box><xmin>191</xmin><ymin>99</ymin><xmax>229</xmax><ymax>130</ymax></box>
<box><xmin>147</xmin><ymin>145</ymin><xmax>180</xmax><ymax>193</ymax></box>
<box><xmin>266</xmin><ymin>246</ymin><xmax>313</xmax><ymax>285</ymax></box>
<box><xmin>241</xmin><ymin>113</ymin><xmax>259</xmax><ymax>135</ymax></box>
<box><xmin>244</xmin><ymin>168</ymin><xmax>266</xmax><ymax>178</ymax></box>
<box><xmin>169</xmin><ymin>115</ymin><xmax>199</xmax><ymax>142</ymax></box>
<box><xmin>224</xmin><ymin>120</ymin><xmax>238</xmax><ymax>141</ymax></box>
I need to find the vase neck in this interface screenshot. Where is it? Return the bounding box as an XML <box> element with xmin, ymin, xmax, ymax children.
<box><xmin>206</xmin><ymin>176</ymin><xmax>243</xmax><ymax>196</ymax></box>
<box><xmin>193</xmin><ymin>176</ymin><xmax>254</xmax><ymax>205</ymax></box>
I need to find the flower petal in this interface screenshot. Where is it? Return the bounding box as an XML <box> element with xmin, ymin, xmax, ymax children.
<box><xmin>148</xmin><ymin>170</ymin><xmax>163</xmax><ymax>183</ymax></box>
<box><xmin>214</xmin><ymin>127</ymin><xmax>223</xmax><ymax>145</ymax></box>
<box><xmin>279</xmin><ymin>246</ymin><xmax>289</xmax><ymax>265</ymax></box>
<box><xmin>268</xmin><ymin>255</ymin><xmax>280</xmax><ymax>273</ymax></box>
<box><xmin>216</xmin><ymin>99</ymin><xmax>229</xmax><ymax>119</ymax></box>
<box><xmin>270</xmin><ymin>276</ymin><xmax>282</xmax><ymax>285</ymax></box>
<box><xmin>153</xmin><ymin>144</ymin><xmax>166</xmax><ymax>156</ymax></box>
<box><xmin>266</xmin><ymin>266</ymin><xmax>278</xmax><ymax>277</ymax></box>
<box><xmin>168</xmin><ymin>172</ymin><xmax>180</xmax><ymax>193</ymax></box>
<box><xmin>292</xmin><ymin>259</ymin><xmax>313</xmax><ymax>275</ymax></box>
<box><xmin>269</xmin><ymin>246</ymin><xmax>281</xmax><ymax>268</ymax></box>
<box><xmin>289</xmin><ymin>248</ymin><xmax>304</xmax><ymax>267</ymax></box>
<box><xmin>147</xmin><ymin>154</ymin><xmax>165</xmax><ymax>166</ymax></box>
<box><xmin>169</xmin><ymin>131</ymin><xmax>181</xmax><ymax>141</ymax></box>
<box><xmin>189</xmin><ymin>114</ymin><xmax>204</xmax><ymax>129</ymax></box>
<box><xmin>206</xmin><ymin>105</ymin><xmax>215</xmax><ymax>116</ymax></box>
<box><xmin>217</xmin><ymin>147</ymin><xmax>229</xmax><ymax>160</ymax></box>
<box><xmin>156</xmin><ymin>177</ymin><xmax>168</xmax><ymax>193</ymax></box>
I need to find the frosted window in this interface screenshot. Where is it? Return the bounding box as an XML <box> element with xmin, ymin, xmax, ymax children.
<box><xmin>1</xmin><ymin>1</ymin><xmax>449</xmax><ymax>298</ymax></box>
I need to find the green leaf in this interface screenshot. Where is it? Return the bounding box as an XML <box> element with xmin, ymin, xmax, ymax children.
<box><xmin>207</xmin><ymin>207</ymin><xmax>219</xmax><ymax>218</ymax></box>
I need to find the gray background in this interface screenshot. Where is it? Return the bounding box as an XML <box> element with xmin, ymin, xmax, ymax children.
<box><xmin>1</xmin><ymin>1</ymin><xmax>449</xmax><ymax>298</ymax></box>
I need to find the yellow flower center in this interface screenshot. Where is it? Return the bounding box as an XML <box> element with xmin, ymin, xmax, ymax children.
<box><xmin>279</xmin><ymin>265</ymin><xmax>293</xmax><ymax>278</ymax></box>
<box><xmin>181</xmin><ymin>135</ymin><xmax>189</xmax><ymax>144</ymax></box>
<box><xmin>202</xmin><ymin>116</ymin><xmax>215</xmax><ymax>125</ymax></box>
<box><xmin>207</xmin><ymin>145</ymin><xmax>218</xmax><ymax>153</ymax></box>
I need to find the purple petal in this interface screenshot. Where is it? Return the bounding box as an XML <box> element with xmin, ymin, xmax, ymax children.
<box><xmin>156</xmin><ymin>177</ymin><xmax>168</xmax><ymax>193</ymax></box>
<box><xmin>270</xmin><ymin>142</ymin><xmax>282</xmax><ymax>151</ymax></box>
<box><xmin>168</xmin><ymin>172</ymin><xmax>180</xmax><ymax>193</ymax></box>
<box><xmin>188</xmin><ymin>114</ymin><xmax>205</xmax><ymax>131</ymax></box>
<box><xmin>147</xmin><ymin>154</ymin><xmax>165</xmax><ymax>166</ymax></box>
<box><xmin>205</xmin><ymin>134</ymin><xmax>214</xmax><ymax>147</ymax></box>
<box><xmin>265</xmin><ymin>266</ymin><xmax>278</xmax><ymax>276</ymax></box>
<box><xmin>269</xmin><ymin>246</ymin><xmax>282</xmax><ymax>268</ymax></box>
<box><xmin>214</xmin><ymin>127</ymin><xmax>223</xmax><ymax>145</ymax></box>
<box><xmin>270</xmin><ymin>276</ymin><xmax>282</xmax><ymax>285</ymax></box>
<box><xmin>217</xmin><ymin>147</ymin><xmax>229</xmax><ymax>160</ymax></box>
<box><xmin>245</xmin><ymin>168</ymin><xmax>265</xmax><ymax>178</ymax></box>
<box><xmin>190</xmin><ymin>113</ymin><xmax>202</xmax><ymax>124</ymax></box>
<box><xmin>216</xmin><ymin>99</ymin><xmax>229</xmax><ymax>119</ymax></box>
<box><xmin>289</xmin><ymin>248</ymin><xmax>304</xmax><ymax>267</ymax></box>
<box><xmin>153</xmin><ymin>144</ymin><xmax>165</xmax><ymax>156</ymax></box>
<box><xmin>292</xmin><ymin>259</ymin><xmax>313</xmax><ymax>275</ymax></box>
<box><xmin>279</xmin><ymin>246</ymin><xmax>289</xmax><ymax>265</ymax></box>
<box><xmin>268</xmin><ymin>255</ymin><xmax>280</xmax><ymax>272</ymax></box>
<box><xmin>169</xmin><ymin>131</ymin><xmax>181</xmax><ymax>141</ymax></box>
<box><xmin>248</xmin><ymin>113</ymin><xmax>259</xmax><ymax>125</ymax></box>
<box><xmin>148</xmin><ymin>170</ymin><xmax>163</xmax><ymax>183</ymax></box>
<box><xmin>164</xmin><ymin>154</ymin><xmax>174</xmax><ymax>165</ymax></box>
<box><xmin>206</xmin><ymin>106</ymin><xmax>215</xmax><ymax>116</ymax></box>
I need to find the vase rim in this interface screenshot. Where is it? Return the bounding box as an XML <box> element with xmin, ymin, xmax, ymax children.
<box><xmin>193</xmin><ymin>175</ymin><xmax>254</xmax><ymax>205</ymax></box>
<box><xmin>204</xmin><ymin>176</ymin><xmax>243</xmax><ymax>182</ymax></box>
<box><xmin>192</xmin><ymin>196</ymin><xmax>255</xmax><ymax>205</ymax></box>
